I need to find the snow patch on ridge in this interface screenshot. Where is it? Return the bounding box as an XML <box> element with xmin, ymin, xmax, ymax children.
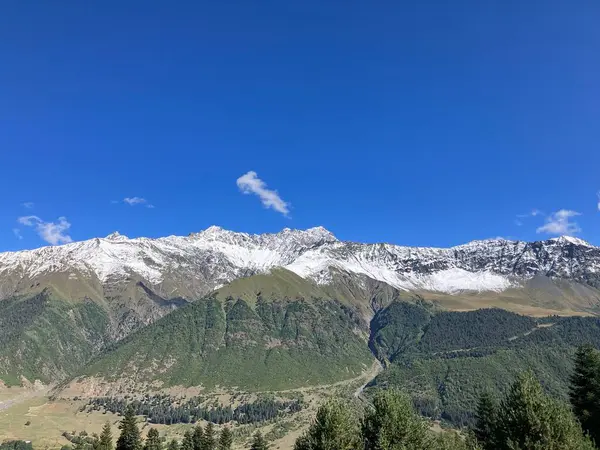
<box><xmin>284</xmin><ymin>252</ymin><xmax>515</xmax><ymax>294</ymax></box>
<box><xmin>421</xmin><ymin>268</ymin><xmax>514</xmax><ymax>294</ymax></box>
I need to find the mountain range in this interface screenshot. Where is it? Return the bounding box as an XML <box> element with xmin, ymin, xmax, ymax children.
<box><xmin>1</xmin><ymin>226</ymin><xmax>600</xmax><ymax>388</ymax></box>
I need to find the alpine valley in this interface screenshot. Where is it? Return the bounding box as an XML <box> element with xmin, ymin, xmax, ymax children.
<box><xmin>2</xmin><ymin>226</ymin><xmax>600</xmax><ymax>448</ymax></box>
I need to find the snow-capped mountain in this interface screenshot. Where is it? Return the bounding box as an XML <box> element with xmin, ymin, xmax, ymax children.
<box><xmin>2</xmin><ymin>226</ymin><xmax>600</xmax><ymax>383</ymax></box>
<box><xmin>2</xmin><ymin>226</ymin><xmax>600</xmax><ymax>302</ymax></box>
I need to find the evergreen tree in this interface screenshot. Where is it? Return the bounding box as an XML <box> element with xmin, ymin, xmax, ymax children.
<box><xmin>144</xmin><ymin>428</ymin><xmax>162</xmax><ymax>450</ymax></box>
<box><xmin>91</xmin><ymin>433</ymin><xmax>102</xmax><ymax>450</ymax></box>
<box><xmin>435</xmin><ymin>431</ymin><xmax>479</xmax><ymax>450</ymax></box>
<box><xmin>570</xmin><ymin>344</ymin><xmax>600</xmax><ymax>444</ymax></box>
<box><xmin>73</xmin><ymin>440</ymin><xmax>87</xmax><ymax>450</ymax></box>
<box><xmin>116</xmin><ymin>405</ymin><xmax>143</xmax><ymax>450</ymax></box>
<box><xmin>249</xmin><ymin>432</ymin><xmax>268</xmax><ymax>450</ymax></box>
<box><xmin>167</xmin><ymin>440</ymin><xmax>179</xmax><ymax>450</ymax></box>
<box><xmin>496</xmin><ymin>371</ymin><xmax>594</xmax><ymax>450</ymax></box>
<box><xmin>202</xmin><ymin>423</ymin><xmax>216</xmax><ymax>450</ymax></box>
<box><xmin>192</xmin><ymin>426</ymin><xmax>204</xmax><ymax>450</ymax></box>
<box><xmin>181</xmin><ymin>431</ymin><xmax>194</xmax><ymax>450</ymax></box>
<box><xmin>473</xmin><ymin>392</ymin><xmax>498</xmax><ymax>450</ymax></box>
<box><xmin>218</xmin><ymin>428</ymin><xmax>233</xmax><ymax>450</ymax></box>
<box><xmin>293</xmin><ymin>400</ymin><xmax>359</xmax><ymax>450</ymax></box>
<box><xmin>463</xmin><ymin>431</ymin><xmax>483</xmax><ymax>450</ymax></box>
<box><xmin>99</xmin><ymin>422</ymin><xmax>114</xmax><ymax>450</ymax></box>
<box><xmin>361</xmin><ymin>389</ymin><xmax>433</xmax><ymax>450</ymax></box>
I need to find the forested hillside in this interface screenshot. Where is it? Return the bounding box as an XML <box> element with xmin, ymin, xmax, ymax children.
<box><xmin>0</xmin><ymin>289</ymin><xmax>109</xmax><ymax>385</ymax></box>
<box><xmin>369</xmin><ymin>301</ymin><xmax>600</xmax><ymax>426</ymax></box>
<box><xmin>78</xmin><ymin>295</ymin><xmax>374</xmax><ymax>391</ymax></box>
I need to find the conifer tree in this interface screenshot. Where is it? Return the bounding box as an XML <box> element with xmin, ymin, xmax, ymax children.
<box><xmin>167</xmin><ymin>440</ymin><xmax>179</xmax><ymax>450</ymax></box>
<box><xmin>435</xmin><ymin>431</ymin><xmax>480</xmax><ymax>450</ymax></box>
<box><xmin>144</xmin><ymin>428</ymin><xmax>162</xmax><ymax>450</ymax></box>
<box><xmin>92</xmin><ymin>433</ymin><xmax>102</xmax><ymax>450</ymax></box>
<box><xmin>473</xmin><ymin>392</ymin><xmax>498</xmax><ymax>450</ymax></box>
<box><xmin>218</xmin><ymin>428</ymin><xmax>233</xmax><ymax>450</ymax></box>
<box><xmin>496</xmin><ymin>371</ymin><xmax>595</xmax><ymax>450</ymax></box>
<box><xmin>293</xmin><ymin>400</ymin><xmax>359</xmax><ymax>450</ymax></box>
<box><xmin>99</xmin><ymin>422</ymin><xmax>114</xmax><ymax>450</ymax></box>
<box><xmin>202</xmin><ymin>423</ymin><xmax>216</xmax><ymax>450</ymax></box>
<box><xmin>73</xmin><ymin>440</ymin><xmax>87</xmax><ymax>450</ymax></box>
<box><xmin>249</xmin><ymin>432</ymin><xmax>268</xmax><ymax>450</ymax></box>
<box><xmin>463</xmin><ymin>431</ymin><xmax>483</xmax><ymax>450</ymax></box>
<box><xmin>570</xmin><ymin>344</ymin><xmax>600</xmax><ymax>444</ymax></box>
<box><xmin>361</xmin><ymin>389</ymin><xmax>433</xmax><ymax>450</ymax></box>
<box><xmin>116</xmin><ymin>405</ymin><xmax>143</xmax><ymax>450</ymax></box>
<box><xmin>181</xmin><ymin>431</ymin><xmax>194</xmax><ymax>450</ymax></box>
<box><xmin>192</xmin><ymin>426</ymin><xmax>204</xmax><ymax>450</ymax></box>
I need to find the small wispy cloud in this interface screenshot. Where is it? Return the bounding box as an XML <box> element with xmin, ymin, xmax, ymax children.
<box><xmin>123</xmin><ymin>197</ymin><xmax>146</xmax><ymax>205</ymax></box>
<box><xmin>597</xmin><ymin>192</ymin><xmax>600</xmax><ymax>211</ymax></box>
<box><xmin>516</xmin><ymin>209</ymin><xmax>543</xmax><ymax>219</ymax></box>
<box><xmin>515</xmin><ymin>209</ymin><xmax>544</xmax><ymax>226</ymax></box>
<box><xmin>236</xmin><ymin>171</ymin><xmax>290</xmax><ymax>216</ymax></box>
<box><xmin>12</xmin><ymin>228</ymin><xmax>23</xmax><ymax>240</ymax></box>
<box><xmin>122</xmin><ymin>197</ymin><xmax>154</xmax><ymax>208</ymax></box>
<box><xmin>22</xmin><ymin>202</ymin><xmax>34</xmax><ymax>209</ymax></box>
<box><xmin>536</xmin><ymin>209</ymin><xmax>581</xmax><ymax>236</ymax></box>
<box><xmin>17</xmin><ymin>215</ymin><xmax>73</xmax><ymax>245</ymax></box>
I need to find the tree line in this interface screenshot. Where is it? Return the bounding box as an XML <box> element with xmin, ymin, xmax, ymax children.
<box><xmin>85</xmin><ymin>395</ymin><xmax>301</xmax><ymax>426</ymax></box>
<box><xmin>293</xmin><ymin>344</ymin><xmax>600</xmax><ymax>449</ymax></box>
<box><xmin>61</xmin><ymin>405</ymin><xmax>269</xmax><ymax>450</ymax></box>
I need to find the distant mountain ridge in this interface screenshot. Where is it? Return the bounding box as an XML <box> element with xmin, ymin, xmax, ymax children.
<box><xmin>2</xmin><ymin>226</ymin><xmax>600</xmax><ymax>386</ymax></box>
<box><xmin>1</xmin><ymin>227</ymin><xmax>600</xmax><ymax>301</ymax></box>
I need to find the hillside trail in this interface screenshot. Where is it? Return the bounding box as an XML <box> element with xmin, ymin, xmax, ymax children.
<box><xmin>250</xmin><ymin>359</ymin><xmax>384</xmax><ymax>396</ymax></box>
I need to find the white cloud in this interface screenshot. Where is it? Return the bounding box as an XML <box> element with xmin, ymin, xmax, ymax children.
<box><xmin>22</xmin><ymin>202</ymin><xmax>34</xmax><ymax>209</ymax></box>
<box><xmin>236</xmin><ymin>171</ymin><xmax>290</xmax><ymax>216</ymax></box>
<box><xmin>514</xmin><ymin>219</ymin><xmax>523</xmax><ymax>227</ymax></box>
<box><xmin>17</xmin><ymin>215</ymin><xmax>73</xmax><ymax>245</ymax></box>
<box><xmin>123</xmin><ymin>197</ymin><xmax>147</xmax><ymax>205</ymax></box>
<box><xmin>536</xmin><ymin>209</ymin><xmax>581</xmax><ymax>236</ymax></box>
<box><xmin>597</xmin><ymin>192</ymin><xmax>600</xmax><ymax>211</ymax></box>
<box><xmin>13</xmin><ymin>228</ymin><xmax>23</xmax><ymax>240</ymax></box>
<box><xmin>123</xmin><ymin>197</ymin><xmax>154</xmax><ymax>208</ymax></box>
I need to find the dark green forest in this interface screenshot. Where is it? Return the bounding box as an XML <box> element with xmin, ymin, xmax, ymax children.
<box><xmin>84</xmin><ymin>395</ymin><xmax>302</xmax><ymax>425</ymax></box>
<box><xmin>81</xmin><ymin>296</ymin><xmax>374</xmax><ymax>391</ymax></box>
<box><xmin>368</xmin><ymin>302</ymin><xmax>600</xmax><ymax>426</ymax></box>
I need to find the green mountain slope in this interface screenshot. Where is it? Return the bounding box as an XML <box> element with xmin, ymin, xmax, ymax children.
<box><xmin>368</xmin><ymin>301</ymin><xmax>600</xmax><ymax>426</ymax></box>
<box><xmin>0</xmin><ymin>289</ymin><xmax>110</xmax><ymax>386</ymax></box>
<box><xmin>214</xmin><ymin>267</ymin><xmax>414</xmax><ymax>320</ymax></box>
<box><xmin>76</xmin><ymin>279</ymin><xmax>375</xmax><ymax>391</ymax></box>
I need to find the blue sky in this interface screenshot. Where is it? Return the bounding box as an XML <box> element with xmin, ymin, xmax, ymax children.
<box><xmin>1</xmin><ymin>1</ymin><xmax>599</xmax><ymax>251</ymax></box>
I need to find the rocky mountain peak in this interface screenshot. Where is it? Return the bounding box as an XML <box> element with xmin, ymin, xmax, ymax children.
<box><xmin>105</xmin><ymin>231</ymin><xmax>128</xmax><ymax>241</ymax></box>
<box><xmin>549</xmin><ymin>236</ymin><xmax>592</xmax><ymax>247</ymax></box>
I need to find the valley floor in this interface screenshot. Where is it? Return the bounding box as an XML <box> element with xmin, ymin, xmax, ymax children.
<box><xmin>0</xmin><ymin>361</ymin><xmax>382</xmax><ymax>450</ymax></box>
